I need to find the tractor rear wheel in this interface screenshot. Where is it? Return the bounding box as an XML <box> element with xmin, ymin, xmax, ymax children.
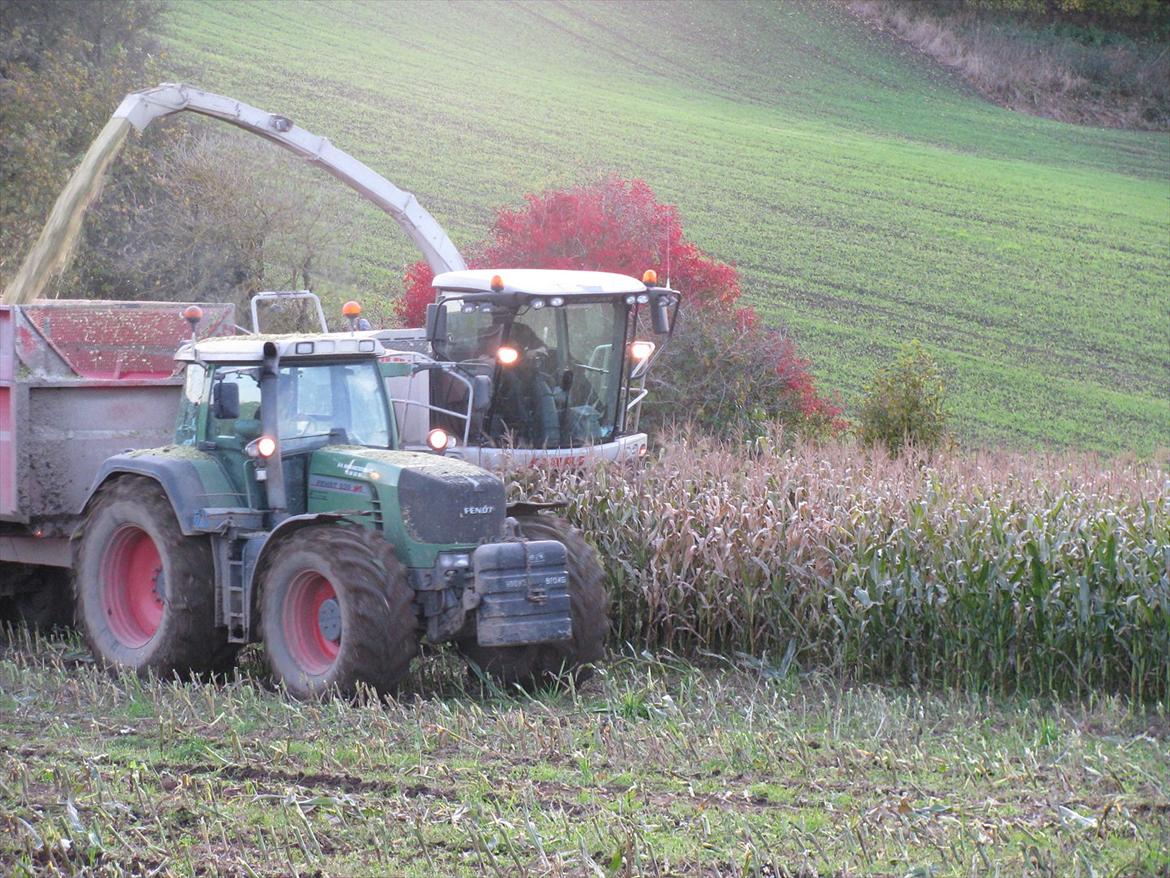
<box><xmin>458</xmin><ymin>514</ymin><xmax>608</xmax><ymax>690</ymax></box>
<box><xmin>260</xmin><ymin>524</ymin><xmax>417</xmax><ymax>699</ymax></box>
<box><xmin>75</xmin><ymin>476</ymin><xmax>236</xmax><ymax>677</ymax></box>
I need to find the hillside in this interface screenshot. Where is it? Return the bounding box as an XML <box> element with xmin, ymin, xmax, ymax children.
<box><xmin>162</xmin><ymin>0</ymin><xmax>1170</xmax><ymax>452</ymax></box>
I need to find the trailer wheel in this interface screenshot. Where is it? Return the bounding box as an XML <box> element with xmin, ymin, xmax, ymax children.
<box><xmin>458</xmin><ymin>515</ymin><xmax>608</xmax><ymax>690</ymax></box>
<box><xmin>260</xmin><ymin>524</ymin><xmax>417</xmax><ymax>699</ymax></box>
<box><xmin>75</xmin><ymin>476</ymin><xmax>236</xmax><ymax>676</ymax></box>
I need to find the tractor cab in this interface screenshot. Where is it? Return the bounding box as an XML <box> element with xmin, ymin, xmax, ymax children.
<box><xmin>379</xmin><ymin>269</ymin><xmax>678</xmax><ymax>465</ymax></box>
<box><xmin>174</xmin><ymin>332</ymin><xmax>396</xmax><ymax>517</ymax></box>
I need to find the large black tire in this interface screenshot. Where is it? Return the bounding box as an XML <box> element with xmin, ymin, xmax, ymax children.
<box><xmin>259</xmin><ymin>524</ymin><xmax>418</xmax><ymax>699</ymax></box>
<box><xmin>458</xmin><ymin>514</ymin><xmax>608</xmax><ymax>689</ymax></box>
<box><xmin>75</xmin><ymin>476</ymin><xmax>236</xmax><ymax>677</ymax></box>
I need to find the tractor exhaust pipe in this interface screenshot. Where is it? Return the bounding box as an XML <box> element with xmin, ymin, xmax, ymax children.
<box><xmin>259</xmin><ymin>341</ymin><xmax>288</xmax><ymax>519</ymax></box>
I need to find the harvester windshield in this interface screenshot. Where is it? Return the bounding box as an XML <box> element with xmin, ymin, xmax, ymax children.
<box><xmin>435</xmin><ymin>297</ymin><xmax>626</xmax><ymax>447</ymax></box>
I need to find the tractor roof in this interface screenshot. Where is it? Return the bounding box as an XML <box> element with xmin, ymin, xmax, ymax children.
<box><xmin>432</xmin><ymin>269</ymin><xmax>647</xmax><ymax>297</ymax></box>
<box><xmin>177</xmin><ymin>333</ymin><xmax>385</xmax><ymax>364</ymax></box>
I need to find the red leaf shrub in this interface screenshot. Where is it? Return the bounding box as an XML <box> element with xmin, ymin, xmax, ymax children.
<box><xmin>395</xmin><ymin>259</ymin><xmax>437</xmax><ymax>328</ymax></box>
<box><xmin>398</xmin><ymin>175</ymin><xmax>842</xmax><ymax>436</ymax></box>
<box><xmin>481</xmin><ymin>177</ymin><xmax>741</xmax><ymax>313</ymax></box>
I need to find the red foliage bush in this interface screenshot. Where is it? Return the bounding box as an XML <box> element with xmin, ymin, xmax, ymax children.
<box><xmin>395</xmin><ymin>259</ymin><xmax>437</xmax><ymax>329</ymax></box>
<box><xmin>481</xmin><ymin>177</ymin><xmax>741</xmax><ymax>313</ymax></box>
<box><xmin>397</xmin><ymin>175</ymin><xmax>842</xmax><ymax>435</ymax></box>
<box><xmin>395</xmin><ymin>176</ymin><xmax>739</xmax><ymax>325</ymax></box>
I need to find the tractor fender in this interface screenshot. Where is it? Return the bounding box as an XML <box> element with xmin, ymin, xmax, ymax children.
<box><xmin>78</xmin><ymin>453</ymin><xmax>239</xmax><ymax>536</ymax></box>
<box><xmin>245</xmin><ymin>512</ymin><xmax>354</xmax><ymax>598</ymax></box>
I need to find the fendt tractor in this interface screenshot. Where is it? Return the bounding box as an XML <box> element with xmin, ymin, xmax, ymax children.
<box><xmin>0</xmin><ymin>300</ymin><xmax>606</xmax><ymax>695</ymax></box>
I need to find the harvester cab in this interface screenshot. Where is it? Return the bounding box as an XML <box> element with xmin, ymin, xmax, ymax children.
<box><xmin>378</xmin><ymin>268</ymin><xmax>679</xmax><ymax>467</ymax></box>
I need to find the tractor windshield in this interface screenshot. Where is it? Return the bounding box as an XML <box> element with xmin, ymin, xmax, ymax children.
<box><xmin>434</xmin><ymin>298</ymin><xmax>627</xmax><ymax>448</ymax></box>
<box><xmin>208</xmin><ymin>359</ymin><xmax>391</xmax><ymax>448</ymax></box>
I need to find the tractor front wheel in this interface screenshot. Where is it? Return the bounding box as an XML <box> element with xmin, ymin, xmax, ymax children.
<box><xmin>260</xmin><ymin>525</ymin><xmax>417</xmax><ymax>699</ymax></box>
<box><xmin>75</xmin><ymin>476</ymin><xmax>234</xmax><ymax>676</ymax></box>
<box><xmin>458</xmin><ymin>514</ymin><xmax>608</xmax><ymax>690</ymax></box>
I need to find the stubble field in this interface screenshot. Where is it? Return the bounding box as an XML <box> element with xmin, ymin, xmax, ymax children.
<box><xmin>2</xmin><ymin>633</ymin><xmax>1167</xmax><ymax>877</ymax></box>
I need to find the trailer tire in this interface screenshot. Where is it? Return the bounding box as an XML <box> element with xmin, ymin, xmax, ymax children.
<box><xmin>75</xmin><ymin>476</ymin><xmax>235</xmax><ymax>677</ymax></box>
<box><xmin>260</xmin><ymin>524</ymin><xmax>417</xmax><ymax>699</ymax></box>
<box><xmin>458</xmin><ymin>515</ymin><xmax>608</xmax><ymax>690</ymax></box>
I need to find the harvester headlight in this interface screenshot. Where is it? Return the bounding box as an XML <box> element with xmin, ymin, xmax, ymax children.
<box><xmin>427</xmin><ymin>428</ymin><xmax>452</xmax><ymax>453</ymax></box>
<box><xmin>531</xmin><ymin>299</ymin><xmax>545</xmax><ymax>309</ymax></box>
<box><xmin>636</xmin><ymin>294</ymin><xmax>650</xmax><ymax>304</ymax></box>
<box><xmin>497</xmin><ymin>345</ymin><xmax>520</xmax><ymax>366</ymax></box>
<box><xmin>549</xmin><ymin>296</ymin><xmax>564</xmax><ymax>307</ymax></box>
<box><xmin>625</xmin><ymin>295</ymin><xmax>636</xmax><ymax>305</ymax></box>
<box><xmin>630</xmin><ymin>340</ymin><xmax>655</xmax><ymax>361</ymax></box>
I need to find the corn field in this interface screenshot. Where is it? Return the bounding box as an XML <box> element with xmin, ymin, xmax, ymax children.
<box><xmin>509</xmin><ymin>437</ymin><xmax>1170</xmax><ymax>701</ymax></box>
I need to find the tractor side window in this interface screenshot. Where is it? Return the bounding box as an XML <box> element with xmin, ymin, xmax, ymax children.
<box><xmin>174</xmin><ymin>363</ymin><xmax>206</xmax><ymax>446</ymax></box>
<box><xmin>440</xmin><ymin>299</ymin><xmax>504</xmax><ymax>364</ymax></box>
<box><xmin>209</xmin><ymin>368</ymin><xmax>261</xmax><ymax>444</ymax></box>
<box><xmin>562</xmin><ymin>303</ymin><xmax>622</xmax><ymax>442</ymax></box>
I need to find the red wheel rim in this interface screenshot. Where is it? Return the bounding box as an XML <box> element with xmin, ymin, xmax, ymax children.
<box><xmin>283</xmin><ymin>571</ymin><xmax>341</xmax><ymax>676</ymax></box>
<box><xmin>101</xmin><ymin>525</ymin><xmax>165</xmax><ymax>648</ymax></box>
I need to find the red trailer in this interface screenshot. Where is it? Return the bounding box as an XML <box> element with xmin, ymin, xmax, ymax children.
<box><xmin>0</xmin><ymin>300</ymin><xmax>233</xmax><ymax>626</ymax></box>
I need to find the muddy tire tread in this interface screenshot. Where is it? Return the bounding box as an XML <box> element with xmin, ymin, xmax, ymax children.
<box><xmin>260</xmin><ymin>524</ymin><xmax>417</xmax><ymax>699</ymax></box>
<box><xmin>75</xmin><ymin>476</ymin><xmax>236</xmax><ymax>676</ymax></box>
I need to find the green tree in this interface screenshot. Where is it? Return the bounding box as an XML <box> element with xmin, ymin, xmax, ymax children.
<box><xmin>0</xmin><ymin>0</ymin><xmax>165</xmax><ymax>284</ymax></box>
<box><xmin>859</xmin><ymin>340</ymin><xmax>949</xmax><ymax>455</ymax></box>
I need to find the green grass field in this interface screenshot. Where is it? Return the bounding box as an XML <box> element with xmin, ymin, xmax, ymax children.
<box><xmin>3</xmin><ymin>634</ymin><xmax>1167</xmax><ymax>877</ymax></box>
<box><xmin>160</xmin><ymin>0</ymin><xmax>1170</xmax><ymax>452</ymax></box>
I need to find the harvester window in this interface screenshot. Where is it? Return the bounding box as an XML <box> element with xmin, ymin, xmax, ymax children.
<box><xmin>431</xmin><ymin>296</ymin><xmax>627</xmax><ymax>448</ymax></box>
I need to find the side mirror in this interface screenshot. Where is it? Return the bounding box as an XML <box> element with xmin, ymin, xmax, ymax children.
<box><xmin>212</xmin><ymin>381</ymin><xmax>240</xmax><ymax>420</ymax></box>
<box><xmin>472</xmin><ymin>374</ymin><xmax>493</xmax><ymax>412</ymax></box>
<box><xmin>425</xmin><ymin>302</ymin><xmax>446</xmax><ymax>343</ymax></box>
<box><xmin>652</xmin><ymin>297</ymin><xmax>672</xmax><ymax>335</ymax></box>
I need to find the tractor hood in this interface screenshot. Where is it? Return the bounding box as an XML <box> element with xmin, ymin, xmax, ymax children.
<box><xmin>307</xmin><ymin>446</ymin><xmax>506</xmax><ymax>564</ymax></box>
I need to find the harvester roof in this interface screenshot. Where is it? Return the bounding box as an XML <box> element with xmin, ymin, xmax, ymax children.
<box><xmin>433</xmin><ymin>269</ymin><xmax>647</xmax><ymax>298</ymax></box>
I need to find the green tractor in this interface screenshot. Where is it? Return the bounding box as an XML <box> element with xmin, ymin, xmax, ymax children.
<box><xmin>2</xmin><ymin>300</ymin><xmax>605</xmax><ymax>697</ymax></box>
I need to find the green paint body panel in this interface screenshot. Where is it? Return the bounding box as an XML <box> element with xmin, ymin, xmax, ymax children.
<box><xmin>123</xmin><ymin>446</ymin><xmax>243</xmax><ymax>503</ymax></box>
<box><xmin>307</xmin><ymin>446</ymin><xmax>501</xmax><ymax>568</ymax></box>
